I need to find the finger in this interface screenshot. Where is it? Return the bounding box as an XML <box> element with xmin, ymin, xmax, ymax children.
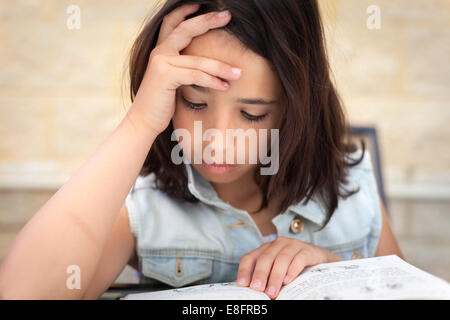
<box><xmin>284</xmin><ymin>248</ymin><xmax>315</xmax><ymax>285</ymax></box>
<box><xmin>249</xmin><ymin>242</ymin><xmax>287</xmax><ymax>292</ymax></box>
<box><xmin>163</xmin><ymin>10</ymin><xmax>232</xmax><ymax>54</ymax></box>
<box><xmin>236</xmin><ymin>243</ymin><xmax>272</xmax><ymax>287</ymax></box>
<box><xmin>169</xmin><ymin>66</ymin><xmax>231</xmax><ymax>91</ymax></box>
<box><xmin>264</xmin><ymin>246</ymin><xmax>300</xmax><ymax>299</ymax></box>
<box><xmin>166</xmin><ymin>55</ymin><xmax>242</xmax><ymax>82</ymax></box>
<box><xmin>157</xmin><ymin>3</ymin><xmax>201</xmax><ymax>46</ymax></box>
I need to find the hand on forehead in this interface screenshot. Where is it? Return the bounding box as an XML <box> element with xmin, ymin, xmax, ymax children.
<box><xmin>180</xmin><ymin>29</ymin><xmax>284</xmax><ymax>101</ymax></box>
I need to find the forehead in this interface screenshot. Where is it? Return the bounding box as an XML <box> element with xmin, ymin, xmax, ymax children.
<box><xmin>180</xmin><ymin>29</ymin><xmax>283</xmax><ymax>98</ymax></box>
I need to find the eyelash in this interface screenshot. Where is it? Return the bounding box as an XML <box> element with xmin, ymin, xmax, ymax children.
<box><xmin>181</xmin><ymin>96</ymin><xmax>268</xmax><ymax>122</ymax></box>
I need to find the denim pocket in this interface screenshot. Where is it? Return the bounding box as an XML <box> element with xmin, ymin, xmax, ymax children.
<box><xmin>141</xmin><ymin>254</ymin><xmax>214</xmax><ymax>288</ymax></box>
<box><xmin>322</xmin><ymin>236</ymin><xmax>369</xmax><ymax>261</ymax></box>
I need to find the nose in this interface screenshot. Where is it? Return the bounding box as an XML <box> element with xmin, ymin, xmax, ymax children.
<box><xmin>202</xmin><ymin>108</ymin><xmax>237</xmax><ymax>164</ymax></box>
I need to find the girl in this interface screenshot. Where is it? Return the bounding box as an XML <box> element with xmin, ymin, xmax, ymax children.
<box><xmin>0</xmin><ymin>0</ymin><xmax>403</xmax><ymax>300</ymax></box>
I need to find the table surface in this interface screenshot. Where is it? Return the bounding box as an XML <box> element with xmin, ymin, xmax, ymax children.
<box><xmin>99</xmin><ymin>283</ymin><xmax>172</xmax><ymax>300</ymax></box>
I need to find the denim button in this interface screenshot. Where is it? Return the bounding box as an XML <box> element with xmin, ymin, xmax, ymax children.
<box><xmin>141</xmin><ymin>254</ymin><xmax>213</xmax><ymax>287</ymax></box>
<box><xmin>290</xmin><ymin>216</ymin><xmax>304</xmax><ymax>234</ymax></box>
<box><xmin>175</xmin><ymin>257</ymin><xmax>183</xmax><ymax>277</ymax></box>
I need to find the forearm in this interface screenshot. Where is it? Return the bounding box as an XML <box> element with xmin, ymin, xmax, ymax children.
<box><xmin>0</xmin><ymin>107</ymin><xmax>156</xmax><ymax>299</ymax></box>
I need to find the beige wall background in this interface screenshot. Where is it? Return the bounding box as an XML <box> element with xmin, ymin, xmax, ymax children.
<box><xmin>1</xmin><ymin>0</ymin><xmax>449</xmax><ymax>284</ymax></box>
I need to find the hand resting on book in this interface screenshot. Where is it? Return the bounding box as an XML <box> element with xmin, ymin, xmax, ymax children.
<box><xmin>235</xmin><ymin>236</ymin><xmax>344</xmax><ymax>299</ymax></box>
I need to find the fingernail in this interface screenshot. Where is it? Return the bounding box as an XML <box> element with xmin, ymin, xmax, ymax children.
<box><xmin>218</xmin><ymin>10</ymin><xmax>230</xmax><ymax>18</ymax></box>
<box><xmin>283</xmin><ymin>275</ymin><xmax>289</xmax><ymax>284</ymax></box>
<box><xmin>237</xmin><ymin>277</ymin><xmax>246</xmax><ymax>285</ymax></box>
<box><xmin>267</xmin><ymin>285</ymin><xmax>276</xmax><ymax>295</ymax></box>
<box><xmin>231</xmin><ymin>67</ymin><xmax>242</xmax><ymax>75</ymax></box>
<box><xmin>250</xmin><ymin>279</ymin><xmax>261</xmax><ymax>288</ymax></box>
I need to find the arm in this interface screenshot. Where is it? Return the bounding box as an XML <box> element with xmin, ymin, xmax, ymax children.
<box><xmin>0</xmin><ymin>108</ymin><xmax>155</xmax><ymax>299</ymax></box>
<box><xmin>375</xmin><ymin>196</ymin><xmax>405</xmax><ymax>260</ymax></box>
<box><xmin>81</xmin><ymin>203</ymin><xmax>137</xmax><ymax>300</ymax></box>
<box><xmin>0</xmin><ymin>5</ymin><xmax>242</xmax><ymax>299</ymax></box>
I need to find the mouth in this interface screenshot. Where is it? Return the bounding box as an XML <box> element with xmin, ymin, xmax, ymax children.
<box><xmin>201</xmin><ymin>160</ymin><xmax>237</xmax><ymax>173</ymax></box>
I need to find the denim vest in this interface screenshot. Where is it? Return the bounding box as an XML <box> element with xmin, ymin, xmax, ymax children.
<box><xmin>125</xmin><ymin>149</ymin><xmax>382</xmax><ymax>288</ymax></box>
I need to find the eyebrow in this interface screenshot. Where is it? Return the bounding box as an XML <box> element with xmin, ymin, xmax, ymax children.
<box><xmin>188</xmin><ymin>84</ymin><xmax>278</xmax><ymax>105</ymax></box>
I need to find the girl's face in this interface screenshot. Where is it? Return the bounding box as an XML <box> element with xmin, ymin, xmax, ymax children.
<box><xmin>172</xmin><ymin>29</ymin><xmax>285</xmax><ymax>184</ymax></box>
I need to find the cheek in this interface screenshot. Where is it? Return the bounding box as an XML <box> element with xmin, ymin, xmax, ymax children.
<box><xmin>252</xmin><ymin>123</ymin><xmax>280</xmax><ymax>162</ymax></box>
<box><xmin>232</xmin><ymin>129</ymin><xmax>274</xmax><ymax>164</ymax></box>
<box><xmin>173</xmin><ymin>101</ymin><xmax>192</xmax><ymax>130</ymax></box>
<box><xmin>172</xmin><ymin>106</ymin><xmax>196</xmax><ymax>161</ymax></box>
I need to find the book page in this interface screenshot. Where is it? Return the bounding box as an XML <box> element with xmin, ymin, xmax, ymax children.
<box><xmin>276</xmin><ymin>255</ymin><xmax>450</xmax><ymax>300</ymax></box>
<box><xmin>121</xmin><ymin>281</ymin><xmax>270</xmax><ymax>300</ymax></box>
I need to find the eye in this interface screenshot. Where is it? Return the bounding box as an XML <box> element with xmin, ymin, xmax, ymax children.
<box><xmin>181</xmin><ymin>96</ymin><xmax>206</xmax><ymax>112</ymax></box>
<box><xmin>181</xmin><ymin>96</ymin><xmax>267</xmax><ymax>122</ymax></box>
<box><xmin>241</xmin><ymin>110</ymin><xmax>268</xmax><ymax>122</ymax></box>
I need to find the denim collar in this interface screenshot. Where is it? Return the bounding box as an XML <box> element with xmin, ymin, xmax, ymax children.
<box><xmin>184</xmin><ymin>163</ymin><xmax>327</xmax><ymax>227</ymax></box>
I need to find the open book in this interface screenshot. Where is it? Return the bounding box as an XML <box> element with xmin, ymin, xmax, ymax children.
<box><xmin>121</xmin><ymin>255</ymin><xmax>450</xmax><ymax>300</ymax></box>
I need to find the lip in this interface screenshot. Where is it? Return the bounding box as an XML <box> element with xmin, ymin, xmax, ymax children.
<box><xmin>202</xmin><ymin>160</ymin><xmax>237</xmax><ymax>173</ymax></box>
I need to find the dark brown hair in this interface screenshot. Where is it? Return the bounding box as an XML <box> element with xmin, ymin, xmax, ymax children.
<box><xmin>127</xmin><ymin>0</ymin><xmax>366</xmax><ymax>231</ymax></box>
